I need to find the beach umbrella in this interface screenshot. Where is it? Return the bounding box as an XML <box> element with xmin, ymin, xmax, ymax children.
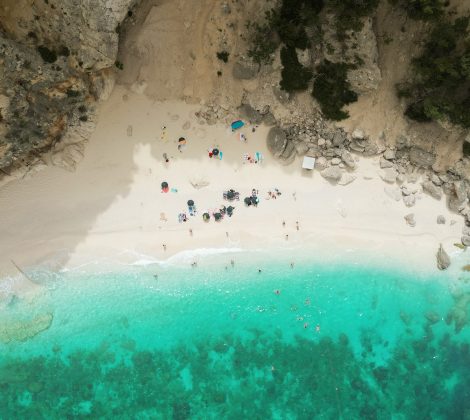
<box><xmin>161</xmin><ymin>181</ymin><xmax>168</xmax><ymax>189</ymax></box>
<box><xmin>214</xmin><ymin>212</ymin><xmax>222</xmax><ymax>221</ymax></box>
<box><xmin>187</xmin><ymin>199</ymin><xmax>195</xmax><ymax>206</ymax></box>
<box><xmin>244</xmin><ymin>197</ymin><xmax>252</xmax><ymax>206</ymax></box>
<box><xmin>203</xmin><ymin>212</ymin><xmax>210</xmax><ymax>222</ymax></box>
<box><xmin>251</xmin><ymin>196</ymin><xmax>258</xmax><ymax>205</ymax></box>
<box><xmin>226</xmin><ymin>190</ymin><xmax>235</xmax><ymax>200</ymax></box>
<box><xmin>227</xmin><ymin>206</ymin><xmax>235</xmax><ymax>216</ymax></box>
<box><xmin>212</xmin><ymin>148</ymin><xmax>219</xmax><ymax>156</ymax></box>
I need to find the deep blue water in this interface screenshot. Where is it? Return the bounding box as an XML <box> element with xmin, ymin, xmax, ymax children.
<box><xmin>0</xmin><ymin>252</ymin><xmax>469</xmax><ymax>419</ymax></box>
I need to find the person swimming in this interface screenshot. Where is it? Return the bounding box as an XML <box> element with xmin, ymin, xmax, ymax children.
<box><xmin>274</xmin><ymin>289</ymin><xmax>281</xmax><ymax>295</ymax></box>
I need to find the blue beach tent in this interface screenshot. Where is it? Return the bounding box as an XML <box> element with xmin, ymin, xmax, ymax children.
<box><xmin>231</xmin><ymin>120</ymin><xmax>244</xmax><ymax>131</ymax></box>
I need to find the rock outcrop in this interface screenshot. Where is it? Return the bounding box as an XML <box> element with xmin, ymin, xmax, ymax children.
<box><xmin>436</xmin><ymin>244</ymin><xmax>451</xmax><ymax>270</ymax></box>
<box><xmin>0</xmin><ymin>0</ymin><xmax>134</xmax><ymax>174</ymax></box>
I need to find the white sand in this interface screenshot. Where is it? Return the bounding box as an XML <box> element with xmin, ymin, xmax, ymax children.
<box><xmin>0</xmin><ymin>86</ymin><xmax>465</xmax><ymax>284</ymax></box>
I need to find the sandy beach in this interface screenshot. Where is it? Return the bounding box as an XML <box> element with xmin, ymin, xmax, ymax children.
<box><xmin>0</xmin><ymin>85</ymin><xmax>465</xmax><ymax>286</ymax></box>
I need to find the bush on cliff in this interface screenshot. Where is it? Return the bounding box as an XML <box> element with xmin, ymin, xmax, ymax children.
<box><xmin>401</xmin><ymin>16</ymin><xmax>470</xmax><ymax>128</ymax></box>
<box><xmin>312</xmin><ymin>60</ymin><xmax>358</xmax><ymax>120</ymax></box>
<box><xmin>280</xmin><ymin>46</ymin><xmax>313</xmax><ymax>92</ymax></box>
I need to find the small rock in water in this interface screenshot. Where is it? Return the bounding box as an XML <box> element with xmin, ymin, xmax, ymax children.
<box><xmin>404</xmin><ymin>213</ymin><xmax>416</xmax><ymax>227</ymax></box>
<box><xmin>436</xmin><ymin>244</ymin><xmax>451</xmax><ymax>270</ymax></box>
<box><xmin>437</xmin><ymin>215</ymin><xmax>446</xmax><ymax>224</ymax></box>
<box><xmin>425</xmin><ymin>311</ymin><xmax>440</xmax><ymax>324</ymax></box>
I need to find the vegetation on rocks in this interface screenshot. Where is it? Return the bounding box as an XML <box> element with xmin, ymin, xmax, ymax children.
<box><xmin>399</xmin><ymin>16</ymin><xmax>470</xmax><ymax>128</ymax></box>
<box><xmin>280</xmin><ymin>46</ymin><xmax>312</xmax><ymax>92</ymax></box>
<box><xmin>391</xmin><ymin>0</ymin><xmax>447</xmax><ymax>21</ymax></box>
<box><xmin>313</xmin><ymin>60</ymin><xmax>358</xmax><ymax>120</ymax></box>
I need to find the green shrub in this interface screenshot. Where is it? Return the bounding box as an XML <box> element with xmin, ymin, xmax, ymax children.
<box><xmin>115</xmin><ymin>61</ymin><xmax>124</xmax><ymax>70</ymax></box>
<box><xmin>401</xmin><ymin>16</ymin><xmax>470</xmax><ymax>128</ymax></box>
<box><xmin>280</xmin><ymin>46</ymin><xmax>313</xmax><ymax>92</ymax></box>
<box><xmin>216</xmin><ymin>51</ymin><xmax>230</xmax><ymax>63</ymax></box>
<box><xmin>327</xmin><ymin>0</ymin><xmax>379</xmax><ymax>39</ymax></box>
<box><xmin>463</xmin><ymin>141</ymin><xmax>470</xmax><ymax>157</ymax></box>
<box><xmin>37</xmin><ymin>46</ymin><xmax>57</xmax><ymax>63</ymax></box>
<box><xmin>66</xmin><ymin>89</ymin><xmax>80</xmax><ymax>98</ymax></box>
<box><xmin>397</xmin><ymin>0</ymin><xmax>447</xmax><ymax>21</ymax></box>
<box><xmin>312</xmin><ymin>60</ymin><xmax>358</xmax><ymax>120</ymax></box>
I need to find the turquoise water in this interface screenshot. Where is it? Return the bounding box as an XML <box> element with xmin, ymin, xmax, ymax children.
<box><xmin>0</xmin><ymin>252</ymin><xmax>469</xmax><ymax>419</ymax></box>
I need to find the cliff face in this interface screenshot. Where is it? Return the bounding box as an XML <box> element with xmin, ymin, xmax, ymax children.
<box><xmin>0</xmin><ymin>0</ymin><xmax>135</xmax><ymax>173</ymax></box>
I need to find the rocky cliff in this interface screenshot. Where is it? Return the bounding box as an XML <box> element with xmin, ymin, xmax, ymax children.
<box><xmin>0</xmin><ymin>0</ymin><xmax>135</xmax><ymax>174</ymax></box>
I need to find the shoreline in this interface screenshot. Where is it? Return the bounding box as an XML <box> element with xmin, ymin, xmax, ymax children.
<box><xmin>0</xmin><ymin>85</ymin><xmax>467</xmax><ymax>291</ymax></box>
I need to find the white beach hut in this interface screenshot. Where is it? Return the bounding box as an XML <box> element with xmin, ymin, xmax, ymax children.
<box><xmin>302</xmin><ymin>156</ymin><xmax>315</xmax><ymax>170</ymax></box>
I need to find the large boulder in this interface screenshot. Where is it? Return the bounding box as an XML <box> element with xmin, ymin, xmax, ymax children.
<box><xmin>267</xmin><ymin>127</ymin><xmax>288</xmax><ymax>158</ymax></box>
<box><xmin>380</xmin><ymin>168</ymin><xmax>398</xmax><ymax>183</ymax></box>
<box><xmin>341</xmin><ymin>150</ymin><xmax>356</xmax><ymax>169</ymax></box>
<box><xmin>436</xmin><ymin>244</ymin><xmax>451</xmax><ymax>270</ymax></box>
<box><xmin>409</xmin><ymin>147</ymin><xmax>436</xmax><ymax>168</ymax></box>
<box><xmin>321</xmin><ymin>166</ymin><xmax>343</xmax><ymax>183</ymax></box>
<box><xmin>422</xmin><ymin>181</ymin><xmax>443</xmax><ymax>200</ymax></box>
<box><xmin>238</xmin><ymin>104</ymin><xmax>263</xmax><ymax>124</ymax></box>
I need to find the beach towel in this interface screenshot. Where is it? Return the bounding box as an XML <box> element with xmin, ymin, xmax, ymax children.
<box><xmin>231</xmin><ymin>120</ymin><xmax>244</xmax><ymax>131</ymax></box>
<box><xmin>171</xmin><ymin>188</ymin><xmax>178</xmax><ymax>193</ymax></box>
<box><xmin>219</xmin><ymin>151</ymin><xmax>223</xmax><ymax>160</ymax></box>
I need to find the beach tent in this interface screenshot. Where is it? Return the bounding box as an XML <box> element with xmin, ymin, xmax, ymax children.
<box><xmin>302</xmin><ymin>156</ymin><xmax>316</xmax><ymax>170</ymax></box>
<box><xmin>231</xmin><ymin>120</ymin><xmax>244</xmax><ymax>131</ymax></box>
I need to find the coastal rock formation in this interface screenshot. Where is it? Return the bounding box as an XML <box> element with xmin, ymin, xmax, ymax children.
<box><xmin>0</xmin><ymin>0</ymin><xmax>134</xmax><ymax>174</ymax></box>
<box><xmin>436</xmin><ymin>244</ymin><xmax>450</xmax><ymax>270</ymax></box>
<box><xmin>422</xmin><ymin>181</ymin><xmax>443</xmax><ymax>200</ymax></box>
<box><xmin>437</xmin><ymin>215</ymin><xmax>446</xmax><ymax>224</ymax></box>
<box><xmin>267</xmin><ymin>126</ymin><xmax>295</xmax><ymax>164</ymax></box>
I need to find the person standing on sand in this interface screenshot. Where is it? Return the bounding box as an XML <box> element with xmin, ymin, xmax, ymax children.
<box><xmin>285</xmin><ymin>234</ymin><xmax>289</xmax><ymax>240</ymax></box>
<box><xmin>296</xmin><ymin>221</ymin><xmax>299</xmax><ymax>231</ymax></box>
<box><xmin>163</xmin><ymin>244</ymin><xmax>167</xmax><ymax>251</ymax></box>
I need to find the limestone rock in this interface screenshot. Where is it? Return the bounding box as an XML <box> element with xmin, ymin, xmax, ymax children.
<box><xmin>385</xmin><ymin>186</ymin><xmax>402</xmax><ymax>201</ymax></box>
<box><xmin>280</xmin><ymin>141</ymin><xmax>296</xmax><ymax>164</ymax></box>
<box><xmin>461</xmin><ymin>235</ymin><xmax>470</xmax><ymax>246</ymax></box>
<box><xmin>331</xmin><ymin>158</ymin><xmax>341</xmax><ymax>165</ymax></box>
<box><xmin>422</xmin><ymin>181</ymin><xmax>442</xmax><ymax>200</ymax></box>
<box><xmin>341</xmin><ymin>150</ymin><xmax>356</xmax><ymax>169</ymax></box>
<box><xmin>262</xmin><ymin>112</ymin><xmax>277</xmax><ymax>126</ymax></box>
<box><xmin>333</xmin><ymin>131</ymin><xmax>347</xmax><ymax>147</ymax></box>
<box><xmin>321</xmin><ymin>166</ymin><xmax>343</xmax><ymax>182</ymax></box>
<box><xmin>380</xmin><ymin>168</ymin><xmax>398</xmax><ymax>183</ymax></box>
<box><xmin>238</xmin><ymin>104</ymin><xmax>263</xmax><ymax>124</ymax></box>
<box><xmin>338</xmin><ymin>174</ymin><xmax>356</xmax><ymax>186</ymax></box>
<box><xmin>404</xmin><ymin>213</ymin><xmax>416</xmax><ymax>227</ymax></box>
<box><xmin>380</xmin><ymin>157</ymin><xmax>394</xmax><ymax>169</ymax></box>
<box><xmin>383</xmin><ymin>149</ymin><xmax>396</xmax><ymax>160</ymax></box>
<box><xmin>352</xmin><ymin>129</ymin><xmax>365</xmax><ymax>140</ymax></box>
<box><xmin>409</xmin><ymin>147</ymin><xmax>436</xmax><ymax>168</ymax></box>
<box><xmin>403</xmin><ymin>194</ymin><xmax>416</xmax><ymax>207</ymax></box>
<box><xmin>267</xmin><ymin>127</ymin><xmax>287</xmax><ymax>158</ymax></box>
<box><xmin>294</xmin><ymin>142</ymin><xmax>309</xmax><ymax>156</ymax></box>
<box><xmin>437</xmin><ymin>215</ymin><xmax>446</xmax><ymax>224</ymax></box>
<box><xmin>315</xmin><ymin>157</ymin><xmax>328</xmax><ymax>171</ymax></box>
<box><xmin>232</xmin><ymin>60</ymin><xmax>258</xmax><ymax>80</ymax></box>
<box><xmin>436</xmin><ymin>244</ymin><xmax>451</xmax><ymax>270</ymax></box>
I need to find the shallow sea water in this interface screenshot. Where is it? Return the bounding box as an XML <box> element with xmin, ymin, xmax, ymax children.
<box><xmin>0</xmin><ymin>251</ymin><xmax>469</xmax><ymax>419</ymax></box>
